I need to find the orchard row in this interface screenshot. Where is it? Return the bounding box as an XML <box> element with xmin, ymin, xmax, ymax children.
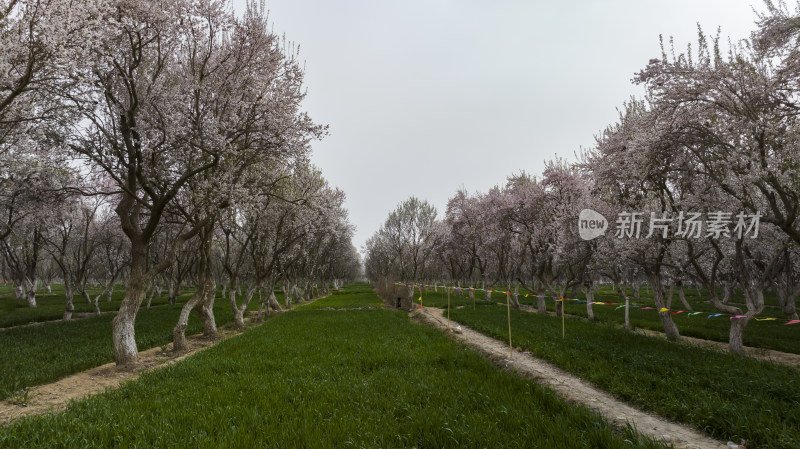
<box><xmin>365</xmin><ymin>2</ymin><xmax>800</xmax><ymax>354</ymax></box>
<box><xmin>0</xmin><ymin>1</ymin><xmax>360</xmax><ymax>367</ymax></box>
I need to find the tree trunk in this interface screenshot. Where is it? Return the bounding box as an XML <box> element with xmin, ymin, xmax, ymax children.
<box><xmin>198</xmin><ymin>281</ymin><xmax>217</xmax><ymax>337</ymax></box>
<box><xmin>112</xmin><ymin>241</ymin><xmax>149</xmax><ymax>369</ymax></box>
<box><xmin>666</xmin><ymin>283</ymin><xmax>674</xmax><ymax>309</ymax></box>
<box><xmin>256</xmin><ymin>290</ymin><xmax>265</xmax><ymax>323</ymax></box>
<box><xmin>722</xmin><ymin>282</ymin><xmax>732</xmax><ymax>304</ymax></box>
<box><xmin>468</xmin><ymin>287</ymin><xmax>475</xmax><ymax>301</ymax></box>
<box><xmin>776</xmin><ymin>285</ymin><xmax>800</xmax><ymax>320</ymax></box>
<box><xmin>107</xmin><ymin>283</ymin><xmax>114</xmax><ymax>302</ymax></box>
<box><xmin>24</xmin><ymin>278</ymin><xmax>36</xmax><ymax>307</ymax></box>
<box><xmin>82</xmin><ymin>290</ymin><xmax>101</xmax><ymax>315</ymax></box>
<box><xmin>267</xmin><ymin>291</ymin><xmax>282</xmax><ymax>311</ymax></box>
<box><xmin>586</xmin><ymin>289</ymin><xmax>594</xmax><ymax>321</ymax></box>
<box><xmin>14</xmin><ymin>284</ymin><xmax>23</xmax><ymax>300</ymax></box>
<box><xmin>676</xmin><ymin>283</ymin><xmax>692</xmax><ymax>311</ymax></box>
<box><xmin>231</xmin><ymin>301</ymin><xmax>244</xmax><ymax>330</ymax></box>
<box><xmin>231</xmin><ymin>293</ymin><xmax>245</xmax><ymax>331</ymax></box>
<box><xmin>167</xmin><ymin>281</ymin><xmax>178</xmax><ymax>305</ymax></box>
<box><xmin>403</xmin><ymin>285</ymin><xmax>414</xmax><ymax>310</ymax></box>
<box><xmin>647</xmin><ymin>273</ymin><xmax>680</xmax><ymax>341</ymax></box>
<box><xmin>63</xmin><ymin>284</ymin><xmax>74</xmax><ymax>321</ymax></box>
<box><xmin>173</xmin><ymin>283</ymin><xmax>205</xmax><ymax>352</ymax></box>
<box><xmin>146</xmin><ymin>288</ymin><xmax>155</xmax><ymax>309</ymax></box>
<box><xmin>485</xmin><ymin>289</ymin><xmax>492</xmax><ymax>301</ymax></box>
<box><xmin>510</xmin><ymin>284</ymin><xmax>520</xmax><ymax>309</ymax></box>
<box><xmin>537</xmin><ymin>296</ymin><xmax>547</xmax><ymax>314</ymax></box>
<box><xmin>729</xmin><ymin>316</ymin><xmax>752</xmax><ymax>355</ymax></box>
<box><xmin>624</xmin><ymin>298</ymin><xmax>630</xmax><ymax>331</ymax></box>
<box><xmin>282</xmin><ymin>283</ymin><xmax>292</xmax><ymax>306</ymax></box>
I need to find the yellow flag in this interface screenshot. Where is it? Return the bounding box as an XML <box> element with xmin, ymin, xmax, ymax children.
<box><xmin>659</xmin><ymin>307</ymin><xmax>669</xmax><ymax>313</ymax></box>
<box><xmin>418</xmin><ymin>296</ymin><xmax>422</xmax><ymax>302</ymax></box>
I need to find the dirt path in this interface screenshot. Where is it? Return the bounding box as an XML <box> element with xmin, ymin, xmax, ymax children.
<box><xmin>508</xmin><ymin>303</ymin><xmax>800</xmax><ymax>368</ymax></box>
<box><xmin>414</xmin><ymin>307</ymin><xmax>728</xmax><ymax>449</ymax></box>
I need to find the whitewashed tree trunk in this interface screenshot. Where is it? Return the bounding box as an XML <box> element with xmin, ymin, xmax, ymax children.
<box><xmin>510</xmin><ymin>284</ymin><xmax>520</xmax><ymax>309</ymax></box>
<box><xmin>624</xmin><ymin>298</ymin><xmax>630</xmax><ymax>330</ymax></box>
<box><xmin>198</xmin><ymin>282</ymin><xmax>218</xmax><ymax>336</ymax></box>
<box><xmin>537</xmin><ymin>295</ymin><xmax>547</xmax><ymax>314</ymax></box>
<box><xmin>729</xmin><ymin>316</ymin><xmax>751</xmax><ymax>354</ymax></box>
<box><xmin>63</xmin><ymin>284</ymin><xmax>75</xmax><ymax>321</ymax></box>
<box><xmin>24</xmin><ymin>278</ymin><xmax>37</xmax><ymax>307</ymax></box>
<box><xmin>267</xmin><ymin>291</ymin><xmax>282</xmax><ymax>311</ymax></box>
<box><xmin>647</xmin><ymin>273</ymin><xmax>680</xmax><ymax>341</ymax></box>
<box><xmin>81</xmin><ymin>290</ymin><xmax>102</xmax><ymax>316</ymax></box>
<box><xmin>112</xmin><ymin>283</ymin><xmax>146</xmax><ymax>368</ymax></box>
<box><xmin>173</xmin><ymin>282</ymin><xmax>206</xmax><ymax>352</ymax></box>
<box><xmin>585</xmin><ymin>288</ymin><xmax>595</xmax><ymax>321</ymax></box>
<box><xmin>776</xmin><ymin>286</ymin><xmax>800</xmax><ymax>320</ymax></box>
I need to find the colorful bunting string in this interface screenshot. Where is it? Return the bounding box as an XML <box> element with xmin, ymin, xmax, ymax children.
<box><xmin>392</xmin><ymin>282</ymin><xmax>800</xmax><ymax>325</ymax></box>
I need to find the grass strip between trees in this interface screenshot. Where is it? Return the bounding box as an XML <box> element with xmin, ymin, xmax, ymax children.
<box><xmin>0</xmin><ymin>296</ymin><xmax>249</xmax><ymax>400</ymax></box>
<box><xmin>446</xmin><ymin>305</ymin><xmax>800</xmax><ymax>448</ymax></box>
<box><xmin>0</xmin><ymin>290</ymin><xmax>665</xmax><ymax>449</ymax></box>
<box><xmin>411</xmin><ymin>286</ymin><xmax>800</xmax><ymax>355</ymax></box>
<box><xmin>295</xmin><ymin>285</ymin><xmax>384</xmax><ymax>310</ymax></box>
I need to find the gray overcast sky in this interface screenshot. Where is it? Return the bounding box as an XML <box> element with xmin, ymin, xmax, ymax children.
<box><xmin>231</xmin><ymin>0</ymin><xmax>758</xmax><ymax>253</ymax></box>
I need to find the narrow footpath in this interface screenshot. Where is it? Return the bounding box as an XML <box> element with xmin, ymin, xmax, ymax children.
<box><xmin>415</xmin><ymin>307</ymin><xmax>728</xmax><ymax>449</ymax></box>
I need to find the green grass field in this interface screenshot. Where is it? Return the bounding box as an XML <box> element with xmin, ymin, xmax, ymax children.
<box><xmin>0</xmin><ymin>284</ymin><xmax>184</xmax><ymax>328</ymax></box>
<box><xmin>295</xmin><ymin>284</ymin><xmax>383</xmax><ymax>310</ymax></box>
<box><xmin>445</xmin><ymin>304</ymin><xmax>800</xmax><ymax>448</ymax></box>
<box><xmin>0</xmin><ymin>286</ymin><xmax>664</xmax><ymax>448</ymax></box>
<box><xmin>410</xmin><ymin>284</ymin><xmax>800</xmax><ymax>354</ymax></box>
<box><xmin>0</xmin><ymin>289</ymin><xmax>280</xmax><ymax>400</ymax></box>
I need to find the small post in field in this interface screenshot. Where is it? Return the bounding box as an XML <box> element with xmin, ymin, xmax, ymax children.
<box><xmin>506</xmin><ymin>290</ymin><xmax>513</xmax><ymax>360</ymax></box>
<box><xmin>447</xmin><ymin>284</ymin><xmax>451</xmax><ymax>330</ymax></box>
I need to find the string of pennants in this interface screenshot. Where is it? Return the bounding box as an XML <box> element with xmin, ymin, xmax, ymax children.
<box><xmin>395</xmin><ymin>282</ymin><xmax>800</xmax><ymax>325</ymax></box>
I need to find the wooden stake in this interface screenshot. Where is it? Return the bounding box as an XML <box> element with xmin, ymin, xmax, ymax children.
<box><xmin>561</xmin><ymin>299</ymin><xmax>566</xmax><ymax>338</ymax></box>
<box><xmin>447</xmin><ymin>285</ymin><xmax>451</xmax><ymax>330</ymax></box>
<box><xmin>507</xmin><ymin>291</ymin><xmax>513</xmax><ymax>360</ymax></box>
